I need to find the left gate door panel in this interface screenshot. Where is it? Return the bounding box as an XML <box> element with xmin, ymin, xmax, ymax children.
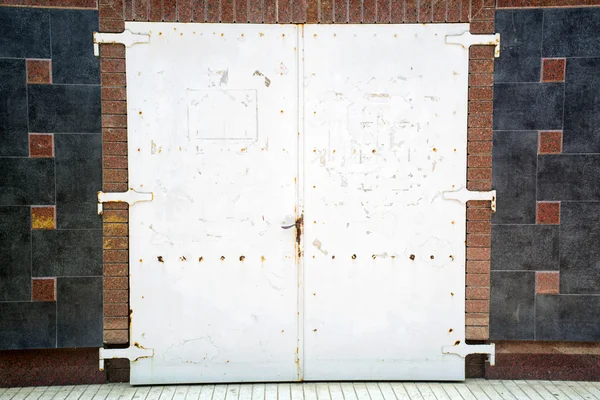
<box><xmin>126</xmin><ymin>23</ymin><xmax>300</xmax><ymax>384</ymax></box>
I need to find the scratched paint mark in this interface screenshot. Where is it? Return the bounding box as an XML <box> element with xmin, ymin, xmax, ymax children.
<box><xmin>253</xmin><ymin>70</ymin><xmax>271</xmax><ymax>87</ymax></box>
<box><xmin>312</xmin><ymin>239</ymin><xmax>328</xmax><ymax>256</ymax></box>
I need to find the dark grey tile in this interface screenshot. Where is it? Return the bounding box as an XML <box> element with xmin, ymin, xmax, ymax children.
<box><xmin>563</xmin><ymin>58</ymin><xmax>600</xmax><ymax>154</ymax></box>
<box><xmin>492</xmin><ymin>225</ymin><xmax>559</xmax><ymax>271</ymax></box>
<box><xmin>493</xmin><ymin>83</ymin><xmax>564</xmax><ymax>131</ymax></box>
<box><xmin>28</xmin><ymin>85</ymin><xmax>101</xmax><ymax>133</ymax></box>
<box><xmin>0</xmin><ymin>302</ymin><xmax>56</xmax><ymax>350</ymax></box>
<box><xmin>490</xmin><ymin>271</ymin><xmax>535</xmax><ymax>340</ymax></box>
<box><xmin>542</xmin><ymin>8</ymin><xmax>600</xmax><ymax>58</ymax></box>
<box><xmin>0</xmin><ymin>59</ymin><xmax>28</xmax><ymax>157</ymax></box>
<box><xmin>559</xmin><ymin>202</ymin><xmax>600</xmax><ymax>295</ymax></box>
<box><xmin>50</xmin><ymin>10</ymin><xmax>100</xmax><ymax>85</ymax></box>
<box><xmin>57</xmin><ymin>277</ymin><xmax>102</xmax><ymax>348</ymax></box>
<box><xmin>538</xmin><ymin>155</ymin><xmax>600</xmax><ymax>201</ymax></box>
<box><xmin>32</xmin><ymin>230</ymin><xmax>102</xmax><ymax>277</ymax></box>
<box><xmin>536</xmin><ymin>295</ymin><xmax>600</xmax><ymax>341</ymax></box>
<box><xmin>0</xmin><ymin>159</ymin><xmax>55</xmax><ymax>205</ymax></box>
<box><xmin>55</xmin><ymin>134</ymin><xmax>102</xmax><ymax>229</ymax></box>
<box><xmin>492</xmin><ymin>131</ymin><xmax>538</xmax><ymax>224</ymax></box>
<box><xmin>0</xmin><ymin>207</ymin><xmax>31</xmax><ymax>302</ymax></box>
<box><xmin>0</xmin><ymin>7</ymin><xmax>50</xmax><ymax>59</ymax></box>
<box><xmin>494</xmin><ymin>10</ymin><xmax>543</xmax><ymax>83</ymax></box>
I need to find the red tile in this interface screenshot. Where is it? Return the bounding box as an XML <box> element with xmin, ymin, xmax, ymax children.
<box><xmin>27</xmin><ymin>59</ymin><xmax>52</xmax><ymax>85</ymax></box>
<box><xmin>536</xmin><ymin>271</ymin><xmax>559</xmax><ymax>295</ymax></box>
<box><xmin>32</xmin><ymin>278</ymin><xmax>56</xmax><ymax>302</ymax></box>
<box><xmin>307</xmin><ymin>0</ymin><xmax>319</xmax><ymax>21</ymax></box>
<box><xmin>363</xmin><ymin>0</ymin><xmax>375</xmax><ymax>22</ymax></box>
<box><xmin>179</xmin><ymin>0</ymin><xmax>193</xmax><ymax>21</ymax></box>
<box><xmin>234</xmin><ymin>0</ymin><xmax>248</xmax><ymax>21</ymax></box>
<box><xmin>320</xmin><ymin>0</ymin><xmax>333</xmax><ymax>21</ymax></box>
<box><xmin>29</xmin><ymin>133</ymin><xmax>54</xmax><ymax>158</ymax></box>
<box><xmin>278</xmin><ymin>0</ymin><xmax>291</xmax><ymax>22</ymax></box>
<box><xmin>291</xmin><ymin>0</ymin><xmax>306</xmax><ymax>22</ymax></box>
<box><xmin>163</xmin><ymin>0</ymin><xmax>177</xmax><ymax>20</ymax></box>
<box><xmin>542</xmin><ymin>58</ymin><xmax>566</xmax><ymax>82</ymax></box>
<box><xmin>248</xmin><ymin>0</ymin><xmax>262</xmax><ymax>21</ymax></box>
<box><xmin>404</xmin><ymin>0</ymin><xmax>417</xmax><ymax>22</ymax></box>
<box><xmin>539</xmin><ymin>131</ymin><xmax>562</xmax><ymax>154</ymax></box>
<box><xmin>537</xmin><ymin>201</ymin><xmax>560</xmax><ymax>225</ymax></box>
<box><xmin>376</xmin><ymin>0</ymin><xmax>390</xmax><ymax>23</ymax></box>
<box><xmin>348</xmin><ymin>0</ymin><xmax>361</xmax><ymax>22</ymax></box>
<box><xmin>263</xmin><ymin>0</ymin><xmax>276</xmax><ymax>22</ymax></box>
<box><xmin>133</xmin><ymin>0</ymin><xmax>149</xmax><ymax>21</ymax></box>
<box><xmin>334</xmin><ymin>0</ymin><xmax>348</xmax><ymax>22</ymax></box>
<box><xmin>31</xmin><ymin>206</ymin><xmax>56</xmax><ymax>230</ymax></box>
<box><xmin>390</xmin><ymin>0</ymin><xmax>402</xmax><ymax>22</ymax></box>
<box><xmin>223</xmin><ymin>0</ymin><xmax>236</xmax><ymax>21</ymax></box>
<box><xmin>207</xmin><ymin>0</ymin><xmax>221</xmax><ymax>21</ymax></box>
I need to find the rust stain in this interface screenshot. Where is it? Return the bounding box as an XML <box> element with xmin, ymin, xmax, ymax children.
<box><xmin>454</xmin><ymin>340</ymin><xmax>461</xmax><ymax>346</ymax></box>
<box><xmin>433</xmin><ymin>148</ymin><xmax>437</xmax><ymax>152</ymax></box>
<box><xmin>351</xmin><ymin>254</ymin><xmax>357</xmax><ymax>259</ymax></box>
<box><xmin>180</xmin><ymin>256</ymin><xmax>187</xmax><ymax>261</ymax></box>
<box><xmin>157</xmin><ymin>256</ymin><xmax>164</xmax><ymax>263</ymax></box>
<box><xmin>295</xmin><ymin>214</ymin><xmax>303</xmax><ymax>259</ymax></box>
<box><xmin>449</xmin><ymin>328</ymin><xmax>453</xmax><ymax>333</ymax></box>
<box><xmin>409</xmin><ymin>254</ymin><xmax>415</xmax><ymax>260</ymax></box>
<box><xmin>139</xmin><ymin>259</ymin><xmax>143</xmax><ymax>263</ymax></box>
<box><xmin>221</xmin><ymin>256</ymin><xmax>225</xmax><ymax>261</ymax></box>
<box><xmin>451</xmin><ymin>292</ymin><xmax>455</xmax><ymax>296</ymax></box>
<box><xmin>240</xmin><ymin>256</ymin><xmax>245</xmax><ymax>261</ymax></box>
<box><xmin>430</xmin><ymin>255</ymin><xmax>435</xmax><ymax>260</ymax></box>
<box><xmin>331</xmin><ymin>255</ymin><xmax>335</xmax><ymax>260</ymax></box>
<box><xmin>199</xmin><ymin>256</ymin><xmax>204</xmax><ymax>262</ymax></box>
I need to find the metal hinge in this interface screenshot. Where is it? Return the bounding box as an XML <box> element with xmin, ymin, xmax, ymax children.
<box><xmin>443</xmin><ymin>187</ymin><xmax>496</xmax><ymax>212</ymax></box>
<box><xmin>98</xmin><ymin>345</ymin><xmax>154</xmax><ymax>371</ymax></box>
<box><xmin>442</xmin><ymin>342</ymin><xmax>496</xmax><ymax>366</ymax></box>
<box><xmin>97</xmin><ymin>188</ymin><xmax>154</xmax><ymax>214</ymax></box>
<box><xmin>445</xmin><ymin>31</ymin><xmax>501</xmax><ymax>58</ymax></box>
<box><xmin>93</xmin><ymin>29</ymin><xmax>150</xmax><ymax>57</ymax></box>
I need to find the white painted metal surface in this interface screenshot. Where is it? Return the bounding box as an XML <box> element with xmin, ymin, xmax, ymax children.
<box><xmin>302</xmin><ymin>24</ymin><xmax>471</xmax><ymax>381</ymax></box>
<box><xmin>125</xmin><ymin>22</ymin><xmax>301</xmax><ymax>384</ymax></box>
<box><xmin>120</xmin><ymin>22</ymin><xmax>493</xmax><ymax>384</ymax></box>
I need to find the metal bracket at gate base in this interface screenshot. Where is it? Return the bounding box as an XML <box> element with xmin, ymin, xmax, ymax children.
<box><xmin>97</xmin><ymin>189</ymin><xmax>154</xmax><ymax>214</ymax></box>
<box><xmin>93</xmin><ymin>30</ymin><xmax>150</xmax><ymax>57</ymax></box>
<box><xmin>445</xmin><ymin>31</ymin><xmax>501</xmax><ymax>58</ymax></box>
<box><xmin>98</xmin><ymin>346</ymin><xmax>154</xmax><ymax>371</ymax></box>
<box><xmin>443</xmin><ymin>187</ymin><xmax>497</xmax><ymax>212</ymax></box>
<box><xmin>442</xmin><ymin>342</ymin><xmax>496</xmax><ymax>366</ymax></box>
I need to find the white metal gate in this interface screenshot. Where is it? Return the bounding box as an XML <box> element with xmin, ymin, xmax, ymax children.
<box><xmin>96</xmin><ymin>23</ymin><xmax>497</xmax><ymax>384</ymax></box>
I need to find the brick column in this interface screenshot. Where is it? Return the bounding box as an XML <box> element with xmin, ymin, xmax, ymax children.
<box><xmin>465</xmin><ymin>2</ymin><xmax>495</xmax><ymax>341</ymax></box>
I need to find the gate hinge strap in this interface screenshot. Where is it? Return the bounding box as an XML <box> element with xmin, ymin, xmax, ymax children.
<box><xmin>443</xmin><ymin>187</ymin><xmax>497</xmax><ymax>212</ymax></box>
<box><xmin>93</xmin><ymin>29</ymin><xmax>150</xmax><ymax>57</ymax></box>
<box><xmin>442</xmin><ymin>342</ymin><xmax>496</xmax><ymax>366</ymax></box>
<box><xmin>98</xmin><ymin>346</ymin><xmax>154</xmax><ymax>371</ymax></box>
<box><xmin>445</xmin><ymin>31</ymin><xmax>501</xmax><ymax>58</ymax></box>
<box><xmin>97</xmin><ymin>188</ymin><xmax>154</xmax><ymax>214</ymax></box>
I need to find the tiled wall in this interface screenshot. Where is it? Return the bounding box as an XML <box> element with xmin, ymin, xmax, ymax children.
<box><xmin>490</xmin><ymin>8</ymin><xmax>600</xmax><ymax>341</ymax></box>
<box><xmin>0</xmin><ymin>6</ymin><xmax>103</xmax><ymax>350</ymax></box>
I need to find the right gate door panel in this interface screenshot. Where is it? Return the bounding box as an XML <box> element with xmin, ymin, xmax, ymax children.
<box><xmin>303</xmin><ymin>24</ymin><xmax>470</xmax><ymax>381</ymax></box>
